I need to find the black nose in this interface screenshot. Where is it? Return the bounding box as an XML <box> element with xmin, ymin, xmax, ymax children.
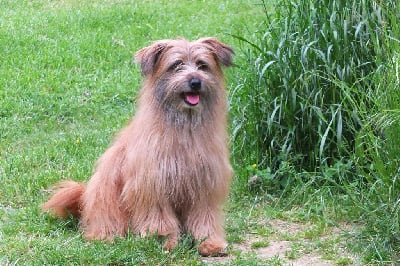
<box><xmin>189</xmin><ymin>78</ymin><xmax>202</xmax><ymax>91</ymax></box>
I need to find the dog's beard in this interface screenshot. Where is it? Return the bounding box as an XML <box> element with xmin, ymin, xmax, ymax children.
<box><xmin>153</xmin><ymin>77</ymin><xmax>218</xmax><ymax>128</ymax></box>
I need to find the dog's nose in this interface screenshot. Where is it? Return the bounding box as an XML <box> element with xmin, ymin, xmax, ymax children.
<box><xmin>189</xmin><ymin>78</ymin><xmax>202</xmax><ymax>91</ymax></box>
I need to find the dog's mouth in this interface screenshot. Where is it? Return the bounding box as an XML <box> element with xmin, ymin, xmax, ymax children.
<box><xmin>183</xmin><ymin>92</ymin><xmax>200</xmax><ymax>106</ymax></box>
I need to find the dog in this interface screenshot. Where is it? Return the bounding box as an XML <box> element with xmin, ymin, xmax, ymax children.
<box><xmin>42</xmin><ymin>37</ymin><xmax>234</xmax><ymax>256</ymax></box>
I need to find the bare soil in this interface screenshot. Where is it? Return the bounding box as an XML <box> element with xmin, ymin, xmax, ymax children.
<box><xmin>202</xmin><ymin>219</ymin><xmax>358</xmax><ymax>265</ymax></box>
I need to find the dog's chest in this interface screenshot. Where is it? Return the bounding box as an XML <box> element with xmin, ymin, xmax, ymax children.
<box><xmin>158</xmin><ymin>134</ymin><xmax>216</xmax><ymax>203</ymax></box>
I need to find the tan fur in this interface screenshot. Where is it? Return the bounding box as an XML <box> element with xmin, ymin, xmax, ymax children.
<box><xmin>42</xmin><ymin>37</ymin><xmax>234</xmax><ymax>256</ymax></box>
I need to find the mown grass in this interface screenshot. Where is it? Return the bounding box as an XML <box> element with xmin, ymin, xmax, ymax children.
<box><xmin>0</xmin><ymin>1</ymin><xmax>265</xmax><ymax>264</ymax></box>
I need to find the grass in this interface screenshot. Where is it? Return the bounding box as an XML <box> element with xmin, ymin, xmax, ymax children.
<box><xmin>1</xmin><ymin>0</ymin><xmax>399</xmax><ymax>265</ymax></box>
<box><xmin>0</xmin><ymin>1</ymin><xmax>265</xmax><ymax>264</ymax></box>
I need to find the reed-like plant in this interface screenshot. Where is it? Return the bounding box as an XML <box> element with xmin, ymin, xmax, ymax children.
<box><xmin>232</xmin><ymin>0</ymin><xmax>394</xmax><ymax>173</ymax></box>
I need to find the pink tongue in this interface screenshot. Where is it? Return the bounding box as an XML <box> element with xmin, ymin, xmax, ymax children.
<box><xmin>185</xmin><ymin>93</ymin><xmax>200</xmax><ymax>105</ymax></box>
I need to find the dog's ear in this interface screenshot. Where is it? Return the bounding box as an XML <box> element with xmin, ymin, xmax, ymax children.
<box><xmin>198</xmin><ymin>37</ymin><xmax>234</xmax><ymax>67</ymax></box>
<box><xmin>135</xmin><ymin>40</ymin><xmax>170</xmax><ymax>76</ymax></box>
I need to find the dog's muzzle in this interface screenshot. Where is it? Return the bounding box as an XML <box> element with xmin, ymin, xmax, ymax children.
<box><xmin>183</xmin><ymin>78</ymin><xmax>202</xmax><ymax>106</ymax></box>
<box><xmin>189</xmin><ymin>78</ymin><xmax>201</xmax><ymax>91</ymax></box>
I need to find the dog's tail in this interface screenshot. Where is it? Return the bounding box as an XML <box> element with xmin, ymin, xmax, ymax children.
<box><xmin>42</xmin><ymin>181</ymin><xmax>85</xmax><ymax>219</ymax></box>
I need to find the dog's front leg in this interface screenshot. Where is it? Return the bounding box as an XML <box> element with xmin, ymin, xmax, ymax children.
<box><xmin>185</xmin><ymin>204</ymin><xmax>227</xmax><ymax>256</ymax></box>
<box><xmin>129</xmin><ymin>201</ymin><xmax>181</xmax><ymax>250</ymax></box>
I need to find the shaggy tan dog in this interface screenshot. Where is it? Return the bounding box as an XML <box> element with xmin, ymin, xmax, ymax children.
<box><xmin>42</xmin><ymin>37</ymin><xmax>234</xmax><ymax>256</ymax></box>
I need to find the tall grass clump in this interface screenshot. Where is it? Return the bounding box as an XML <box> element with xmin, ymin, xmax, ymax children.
<box><xmin>232</xmin><ymin>0</ymin><xmax>390</xmax><ymax>173</ymax></box>
<box><xmin>352</xmin><ymin>33</ymin><xmax>400</xmax><ymax>263</ymax></box>
<box><xmin>231</xmin><ymin>0</ymin><xmax>400</xmax><ymax>262</ymax></box>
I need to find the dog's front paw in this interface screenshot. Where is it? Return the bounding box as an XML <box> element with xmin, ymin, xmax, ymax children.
<box><xmin>161</xmin><ymin>233</ymin><xmax>179</xmax><ymax>251</ymax></box>
<box><xmin>84</xmin><ymin>228</ymin><xmax>125</xmax><ymax>243</ymax></box>
<box><xmin>198</xmin><ymin>239</ymin><xmax>228</xmax><ymax>257</ymax></box>
<box><xmin>84</xmin><ymin>232</ymin><xmax>114</xmax><ymax>242</ymax></box>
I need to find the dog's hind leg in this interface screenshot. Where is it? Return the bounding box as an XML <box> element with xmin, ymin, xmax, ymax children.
<box><xmin>80</xmin><ymin>145</ymin><xmax>129</xmax><ymax>241</ymax></box>
<box><xmin>81</xmin><ymin>178</ymin><xmax>128</xmax><ymax>241</ymax></box>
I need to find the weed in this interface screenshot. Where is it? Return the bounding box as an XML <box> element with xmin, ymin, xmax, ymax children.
<box><xmin>251</xmin><ymin>240</ymin><xmax>270</xmax><ymax>249</ymax></box>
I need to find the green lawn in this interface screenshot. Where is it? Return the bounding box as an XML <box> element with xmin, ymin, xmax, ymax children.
<box><xmin>0</xmin><ymin>1</ymin><xmax>265</xmax><ymax>264</ymax></box>
<box><xmin>1</xmin><ymin>0</ymin><xmax>396</xmax><ymax>265</ymax></box>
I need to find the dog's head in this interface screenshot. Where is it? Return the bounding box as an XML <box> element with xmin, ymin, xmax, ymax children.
<box><xmin>135</xmin><ymin>38</ymin><xmax>234</xmax><ymax>117</ymax></box>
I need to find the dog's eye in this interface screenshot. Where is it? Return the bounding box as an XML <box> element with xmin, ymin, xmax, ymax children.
<box><xmin>197</xmin><ymin>60</ymin><xmax>209</xmax><ymax>71</ymax></box>
<box><xmin>169</xmin><ymin>60</ymin><xmax>184</xmax><ymax>71</ymax></box>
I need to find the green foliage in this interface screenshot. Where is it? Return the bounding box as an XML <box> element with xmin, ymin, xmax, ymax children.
<box><xmin>231</xmin><ymin>0</ymin><xmax>400</xmax><ymax>263</ymax></box>
<box><xmin>352</xmin><ymin>52</ymin><xmax>400</xmax><ymax>263</ymax></box>
<box><xmin>232</xmin><ymin>0</ymin><xmax>392</xmax><ymax>171</ymax></box>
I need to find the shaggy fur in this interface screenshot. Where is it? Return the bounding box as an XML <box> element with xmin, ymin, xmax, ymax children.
<box><xmin>42</xmin><ymin>37</ymin><xmax>234</xmax><ymax>256</ymax></box>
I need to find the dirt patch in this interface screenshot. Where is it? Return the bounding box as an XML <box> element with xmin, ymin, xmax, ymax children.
<box><xmin>289</xmin><ymin>254</ymin><xmax>333</xmax><ymax>266</ymax></box>
<box><xmin>202</xmin><ymin>219</ymin><xmax>356</xmax><ymax>265</ymax></box>
<box><xmin>268</xmin><ymin>219</ymin><xmax>307</xmax><ymax>235</ymax></box>
<box><xmin>251</xmin><ymin>240</ymin><xmax>292</xmax><ymax>258</ymax></box>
